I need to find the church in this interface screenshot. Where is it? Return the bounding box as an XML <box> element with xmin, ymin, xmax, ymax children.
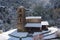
<box><xmin>17</xmin><ymin>6</ymin><xmax>49</xmax><ymax>32</ymax></box>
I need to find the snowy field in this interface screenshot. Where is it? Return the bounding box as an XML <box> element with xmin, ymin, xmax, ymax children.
<box><xmin>0</xmin><ymin>27</ymin><xmax>60</xmax><ymax>40</ymax></box>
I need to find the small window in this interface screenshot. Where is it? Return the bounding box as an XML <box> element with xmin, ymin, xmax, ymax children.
<box><xmin>19</xmin><ymin>9</ymin><xmax>22</xmax><ymax>12</ymax></box>
<box><xmin>19</xmin><ymin>14</ymin><xmax>22</xmax><ymax>17</ymax></box>
<box><xmin>42</xmin><ymin>25</ymin><xmax>48</xmax><ymax>31</ymax></box>
<box><xmin>20</xmin><ymin>18</ymin><xmax>21</xmax><ymax>22</ymax></box>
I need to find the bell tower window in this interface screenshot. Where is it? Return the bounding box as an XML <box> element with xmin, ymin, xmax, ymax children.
<box><xmin>19</xmin><ymin>14</ymin><xmax>22</xmax><ymax>17</ymax></box>
<box><xmin>19</xmin><ymin>9</ymin><xmax>22</xmax><ymax>12</ymax></box>
<box><xmin>20</xmin><ymin>18</ymin><xmax>21</xmax><ymax>22</ymax></box>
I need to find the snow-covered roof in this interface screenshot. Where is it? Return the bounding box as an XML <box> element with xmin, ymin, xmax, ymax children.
<box><xmin>26</xmin><ymin>16</ymin><xmax>41</xmax><ymax>19</ymax></box>
<box><xmin>41</xmin><ymin>21</ymin><xmax>49</xmax><ymax>25</ymax></box>
<box><xmin>25</xmin><ymin>23</ymin><xmax>42</xmax><ymax>27</ymax></box>
<box><xmin>19</xmin><ymin>6</ymin><xmax>24</xmax><ymax>8</ymax></box>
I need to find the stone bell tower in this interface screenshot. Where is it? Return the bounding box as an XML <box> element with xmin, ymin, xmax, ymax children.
<box><xmin>17</xmin><ymin>6</ymin><xmax>26</xmax><ymax>32</ymax></box>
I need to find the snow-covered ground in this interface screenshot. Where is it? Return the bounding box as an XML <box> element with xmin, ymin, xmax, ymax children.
<box><xmin>0</xmin><ymin>27</ymin><xmax>59</xmax><ymax>40</ymax></box>
<box><xmin>0</xmin><ymin>29</ymin><xmax>19</xmax><ymax>40</ymax></box>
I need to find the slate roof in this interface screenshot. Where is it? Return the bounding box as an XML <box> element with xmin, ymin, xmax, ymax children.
<box><xmin>25</xmin><ymin>23</ymin><xmax>42</xmax><ymax>27</ymax></box>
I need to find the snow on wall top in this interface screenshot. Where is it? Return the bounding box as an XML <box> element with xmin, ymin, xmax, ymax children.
<box><xmin>26</xmin><ymin>16</ymin><xmax>41</xmax><ymax>19</ymax></box>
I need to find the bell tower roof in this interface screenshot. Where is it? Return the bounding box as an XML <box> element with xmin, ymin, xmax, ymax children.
<box><xmin>18</xmin><ymin>6</ymin><xmax>25</xmax><ymax>9</ymax></box>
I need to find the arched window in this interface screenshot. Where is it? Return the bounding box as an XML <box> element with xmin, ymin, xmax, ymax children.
<box><xmin>19</xmin><ymin>9</ymin><xmax>22</xmax><ymax>12</ymax></box>
<box><xmin>20</xmin><ymin>18</ymin><xmax>21</xmax><ymax>22</ymax></box>
<box><xmin>19</xmin><ymin>14</ymin><xmax>22</xmax><ymax>17</ymax></box>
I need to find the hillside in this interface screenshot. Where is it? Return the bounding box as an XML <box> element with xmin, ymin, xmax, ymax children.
<box><xmin>0</xmin><ymin>0</ymin><xmax>60</xmax><ymax>31</ymax></box>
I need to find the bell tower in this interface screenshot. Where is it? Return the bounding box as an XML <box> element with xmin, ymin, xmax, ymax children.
<box><xmin>17</xmin><ymin>6</ymin><xmax>26</xmax><ymax>32</ymax></box>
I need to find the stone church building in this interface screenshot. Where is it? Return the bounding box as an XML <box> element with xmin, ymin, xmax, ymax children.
<box><xmin>17</xmin><ymin>6</ymin><xmax>48</xmax><ymax>32</ymax></box>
